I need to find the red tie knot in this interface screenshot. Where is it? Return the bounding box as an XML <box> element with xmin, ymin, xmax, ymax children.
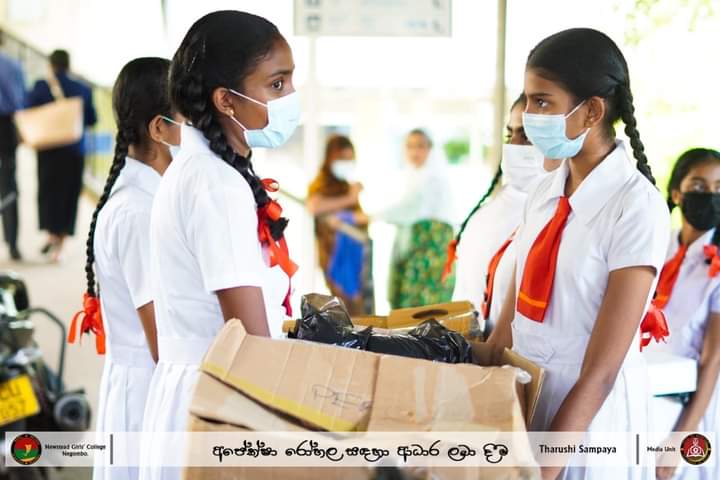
<box><xmin>82</xmin><ymin>293</ymin><xmax>100</xmax><ymax>316</ymax></box>
<box><xmin>261</xmin><ymin>178</ymin><xmax>280</xmax><ymax>193</ymax></box>
<box><xmin>558</xmin><ymin>196</ymin><xmax>572</xmax><ymax>214</ymax></box>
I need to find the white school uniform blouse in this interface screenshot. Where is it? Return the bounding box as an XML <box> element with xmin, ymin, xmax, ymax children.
<box><xmin>139</xmin><ymin>125</ymin><xmax>289</xmax><ymax>480</ymax></box>
<box><xmin>93</xmin><ymin>157</ymin><xmax>159</xmax><ymax>480</ymax></box>
<box><xmin>653</xmin><ymin>229</ymin><xmax>720</xmax><ymax>480</ymax></box>
<box><xmin>452</xmin><ymin>185</ymin><xmax>526</xmax><ymax>316</ymax></box>
<box><xmin>512</xmin><ymin>141</ymin><xmax>670</xmax><ymax>479</ymax></box>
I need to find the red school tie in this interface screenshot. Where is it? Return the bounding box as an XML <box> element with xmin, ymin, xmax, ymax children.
<box><xmin>516</xmin><ymin>196</ymin><xmax>572</xmax><ymax>322</ymax></box>
<box><xmin>638</xmin><ymin>243</ymin><xmax>687</xmax><ymax>351</ymax></box>
<box><xmin>652</xmin><ymin>243</ymin><xmax>688</xmax><ymax>309</ymax></box>
<box><xmin>482</xmin><ymin>232</ymin><xmax>515</xmax><ymax>320</ymax></box>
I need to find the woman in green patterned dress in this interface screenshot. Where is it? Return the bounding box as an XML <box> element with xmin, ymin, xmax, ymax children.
<box><xmin>377</xmin><ymin>129</ymin><xmax>455</xmax><ymax>308</ymax></box>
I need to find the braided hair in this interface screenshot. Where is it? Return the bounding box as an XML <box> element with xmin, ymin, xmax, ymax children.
<box><xmin>527</xmin><ymin>28</ymin><xmax>656</xmax><ymax>185</ymax></box>
<box><xmin>84</xmin><ymin>57</ymin><xmax>172</xmax><ymax>298</ymax></box>
<box><xmin>169</xmin><ymin>10</ymin><xmax>288</xmax><ymax>240</ymax></box>
<box><xmin>452</xmin><ymin>93</ymin><xmax>527</xmax><ymax>249</ymax></box>
<box><xmin>667</xmin><ymin>148</ymin><xmax>720</xmax><ymax>252</ymax></box>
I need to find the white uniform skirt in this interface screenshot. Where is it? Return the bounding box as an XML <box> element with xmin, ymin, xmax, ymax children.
<box><xmin>93</xmin><ymin>344</ymin><xmax>154</xmax><ymax>480</ymax></box>
<box><xmin>138</xmin><ymin>337</ymin><xmax>213</xmax><ymax>480</ymax></box>
<box><xmin>514</xmin><ymin>324</ymin><xmax>655</xmax><ymax>480</ymax></box>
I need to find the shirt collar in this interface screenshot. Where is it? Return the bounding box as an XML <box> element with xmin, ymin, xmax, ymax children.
<box><xmin>179</xmin><ymin>122</ymin><xmax>252</xmax><ymax>162</ymax></box>
<box><xmin>180</xmin><ymin>123</ymin><xmax>213</xmax><ymax>156</ymax></box>
<box><xmin>112</xmin><ymin>157</ymin><xmax>161</xmax><ymax>196</ymax></box>
<box><xmin>539</xmin><ymin>140</ymin><xmax>635</xmax><ymax>224</ymax></box>
<box><xmin>670</xmin><ymin>228</ymin><xmax>716</xmax><ymax>260</ymax></box>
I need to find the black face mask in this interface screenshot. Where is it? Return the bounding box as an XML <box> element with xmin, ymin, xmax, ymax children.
<box><xmin>681</xmin><ymin>192</ymin><xmax>720</xmax><ymax>231</ymax></box>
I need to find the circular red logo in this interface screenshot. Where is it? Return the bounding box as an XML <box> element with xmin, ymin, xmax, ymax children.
<box><xmin>680</xmin><ymin>433</ymin><xmax>712</xmax><ymax>466</ymax></box>
<box><xmin>11</xmin><ymin>434</ymin><xmax>42</xmax><ymax>465</ymax></box>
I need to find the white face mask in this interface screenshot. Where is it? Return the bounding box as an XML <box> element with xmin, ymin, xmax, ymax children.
<box><xmin>500</xmin><ymin>144</ymin><xmax>546</xmax><ymax>191</ymax></box>
<box><xmin>227</xmin><ymin>89</ymin><xmax>301</xmax><ymax>149</ymax></box>
<box><xmin>160</xmin><ymin>115</ymin><xmax>181</xmax><ymax>157</ymax></box>
<box><xmin>331</xmin><ymin>159</ymin><xmax>356</xmax><ymax>182</ymax></box>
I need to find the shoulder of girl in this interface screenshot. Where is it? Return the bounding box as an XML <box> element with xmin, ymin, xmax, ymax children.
<box><xmin>616</xmin><ymin>176</ymin><xmax>669</xmax><ymax>223</ymax></box>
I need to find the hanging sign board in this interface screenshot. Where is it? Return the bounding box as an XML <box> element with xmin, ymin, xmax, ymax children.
<box><xmin>294</xmin><ymin>0</ymin><xmax>452</xmax><ymax>37</ymax></box>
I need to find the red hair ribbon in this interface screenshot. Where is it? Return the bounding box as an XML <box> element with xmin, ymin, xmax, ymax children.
<box><xmin>68</xmin><ymin>292</ymin><xmax>106</xmax><ymax>355</ymax></box>
<box><xmin>258</xmin><ymin>178</ymin><xmax>298</xmax><ymax>316</ymax></box>
<box><xmin>639</xmin><ymin>303</ymin><xmax>669</xmax><ymax>352</ymax></box>
<box><xmin>704</xmin><ymin>245</ymin><xmax>720</xmax><ymax>278</ymax></box>
<box><xmin>441</xmin><ymin>239</ymin><xmax>458</xmax><ymax>283</ymax></box>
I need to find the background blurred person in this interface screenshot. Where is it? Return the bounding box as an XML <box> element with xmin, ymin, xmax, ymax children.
<box><xmin>307</xmin><ymin>134</ymin><xmax>371</xmax><ymax>315</ymax></box>
<box><xmin>450</xmin><ymin>93</ymin><xmax>561</xmax><ymax>336</ymax></box>
<box><xmin>653</xmin><ymin>148</ymin><xmax>720</xmax><ymax>480</ymax></box>
<box><xmin>0</xmin><ymin>30</ymin><xmax>26</xmax><ymax>261</ymax></box>
<box><xmin>27</xmin><ymin>49</ymin><xmax>97</xmax><ymax>262</ymax></box>
<box><xmin>376</xmin><ymin>128</ymin><xmax>455</xmax><ymax>308</ymax></box>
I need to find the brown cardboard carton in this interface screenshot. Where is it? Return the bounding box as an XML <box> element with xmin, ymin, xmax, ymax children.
<box><xmin>366</xmin><ymin>354</ymin><xmax>525</xmax><ymax>432</ymax></box>
<box><xmin>201</xmin><ymin>320</ymin><xmax>542</xmax><ymax>430</ymax></box>
<box><xmin>469</xmin><ymin>342</ymin><xmax>544</xmax><ymax>429</ymax></box>
<box><xmin>186</xmin><ymin>320</ymin><xmax>544</xmax><ymax>479</ymax></box>
<box><xmin>202</xmin><ymin>320</ymin><xmax>378</xmax><ymax>432</ymax></box>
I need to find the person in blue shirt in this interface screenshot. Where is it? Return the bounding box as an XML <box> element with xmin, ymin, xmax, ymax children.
<box><xmin>26</xmin><ymin>49</ymin><xmax>97</xmax><ymax>262</ymax></box>
<box><xmin>0</xmin><ymin>31</ymin><xmax>26</xmax><ymax>260</ymax></box>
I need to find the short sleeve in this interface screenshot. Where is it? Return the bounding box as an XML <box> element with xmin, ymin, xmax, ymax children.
<box><xmin>607</xmin><ymin>187</ymin><xmax>671</xmax><ymax>273</ymax></box>
<box><xmin>186</xmin><ymin>168</ymin><xmax>266</xmax><ymax>293</ymax></box>
<box><xmin>709</xmin><ymin>283</ymin><xmax>720</xmax><ymax>314</ymax></box>
<box><xmin>116</xmin><ymin>210</ymin><xmax>153</xmax><ymax>309</ymax></box>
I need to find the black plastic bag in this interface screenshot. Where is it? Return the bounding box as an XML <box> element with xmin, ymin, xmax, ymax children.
<box><xmin>291</xmin><ymin>294</ymin><xmax>473</xmax><ymax>364</ymax></box>
<box><xmin>366</xmin><ymin>319</ymin><xmax>474</xmax><ymax>363</ymax></box>
<box><xmin>290</xmin><ymin>293</ymin><xmax>371</xmax><ymax>349</ymax></box>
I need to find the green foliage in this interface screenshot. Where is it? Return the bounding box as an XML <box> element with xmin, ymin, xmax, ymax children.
<box><xmin>624</xmin><ymin>0</ymin><xmax>717</xmax><ymax>44</ymax></box>
<box><xmin>443</xmin><ymin>138</ymin><xmax>470</xmax><ymax>165</ymax></box>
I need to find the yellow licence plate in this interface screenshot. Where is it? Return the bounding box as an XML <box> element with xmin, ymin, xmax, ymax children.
<box><xmin>0</xmin><ymin>375</ymin><xmax>40</xmax><ymax>427</ymax></box>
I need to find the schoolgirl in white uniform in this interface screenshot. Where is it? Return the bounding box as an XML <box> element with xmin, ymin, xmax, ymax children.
<box><xmin>450</xmin><ymin>93</ymin><xmax>560</xmax><ymax>335</ymax></box>
<box><xmin>138</xmin><ymin>11</ymin><xmax>299</xmax><ymax>480</ymax></box>
<box><xmin>67</xmin><ymin>58</ymin><xmax>181</xmax><ymax>480</ymax></box>
<box><xmin>652</xmin><ymin>148</ymin><xmax>720</xmax><ymax>480</ymax></box>
<box><xmin>488</xmin><ymin>29</ymin><xmax>670</xmax><ymax>480</ymax></box>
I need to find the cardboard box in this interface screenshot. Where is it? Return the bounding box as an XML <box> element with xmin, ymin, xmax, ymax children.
<box><xmin>202</xmin><ymin>320</ymin><xmax>542</xmax><ymax>432</ymax></box>
<box><xmin>282</xmin><ymin>301</ymin><xmax>482</xmax><ymax>339</ymax></box>
<box><xmin>186</xmin><ymin>320</ymin><xmax>544</xmax><ymax>479</ymax></box>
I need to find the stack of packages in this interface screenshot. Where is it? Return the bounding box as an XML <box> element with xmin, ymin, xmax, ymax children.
<box><xmin>184</xmin><ymin>294</ymin><xmax>545</xmax><ymax>480</ymax></box>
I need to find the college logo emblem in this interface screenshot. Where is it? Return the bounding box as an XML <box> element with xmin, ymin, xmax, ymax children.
<box><xmin>10</xmin><ymin>434</ymin><xmax>42</xmax><ymax>465</ymax></box>
<box><xmin>680</xmin><ymin>433</ymin><xmax>711</xmax><ymax>466</ymax></box>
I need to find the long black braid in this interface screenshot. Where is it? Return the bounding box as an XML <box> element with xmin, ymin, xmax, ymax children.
<box><xmin>85</xmin><ymin>131</ymin><xmax>130</xmax><ymax>297</ymax></box>
<box><xmin>453</xmin><ymin>166</ymin><xmax>503</xmax><ymax>248</ymax></box>
<box><xmin>169</xmin><ymin>11</ymin><xmax>288</xmax><ymax>240</ymax></box>
<box><xmin>617</xmin><ymin>84</ymin><xmax>655</xmax><ymax>185</ymax></box>
<box><xmin>84</xmin><ymin>57</ymin><xmax>172</xmax><ymax>298</ymax></box>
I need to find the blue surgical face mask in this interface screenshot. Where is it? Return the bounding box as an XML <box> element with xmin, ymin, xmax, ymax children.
<box><xmin>522</xmin><ymin>101</ymin><xmax>589</xmax><ymax>160</ymax></box>
<box><xmin>227</xmin><ymin>89</ymin><xmax>301</xmax><ymax>149</ymax></box>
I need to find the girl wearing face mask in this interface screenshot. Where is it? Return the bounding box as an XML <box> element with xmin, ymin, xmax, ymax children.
<box><xmin>307</xmin><ymin>135</ymin><xmax>371</xmax><ymax>315</ymax></box>
<box><xmin>138</xmin><ymin>11</ymin><xmax>298</xmax><ymax>480</ymax></box>
<box><xmin>66</xmin><ymin>57</ymin><xmax>180</xmax><ymax>480</ymax></box>
<box><xmin>652</xmin><ymin>148</ymin><xmax>720</xmax><ymax>480</ymax></box>
<box><xmin>449</xmin><ymin>93</ymin><xmax>560</xmax><ymax>336</ymax></box>
<box><xmin>488</xmin><ymin>28</ymin><xmax>670</xmax><ymax>480</ymax></box>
